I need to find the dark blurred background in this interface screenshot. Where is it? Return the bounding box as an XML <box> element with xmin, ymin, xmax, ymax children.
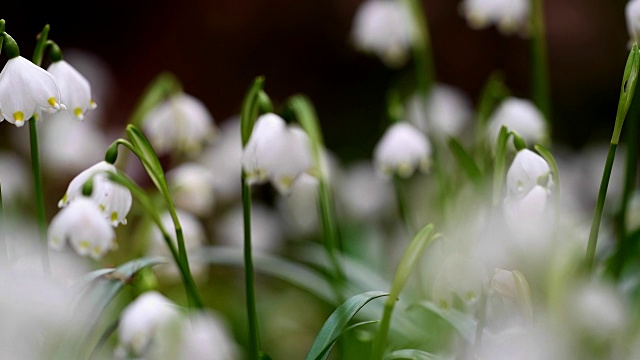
<box><xmin>2</xmin><ymin>0</ymin><xmax>634</xmax><ymax>161</ymax></box>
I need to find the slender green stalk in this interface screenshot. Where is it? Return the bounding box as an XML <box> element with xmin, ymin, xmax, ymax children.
<box><xmin>393</xmin><ymin>176</ymin><xmax>414</xmax><ymax>234</ymax></box>
<box><xmin>242</xmin><ymin>174</ymin><xmax>261</xmax><ymax>359</ymax></box>
<box><xmin>492</xmin><ymin>126</ymin><xmax>510</xmax><ymax>207</ymax></box>
<box><xmin>403</xmin><ymin>0</ymin><xmax>435</xmax><ymax>97</ymax></box>
<box><xmin>28</xmin><ymin>24</ymin><xmax>52</xmax><ymax>273</ymax></box>
<box><xmin>530</xmin><ymin>0</ymin><xmax>551</xmax><ymax>123</ymax></box>
<box><xmin>585</xmin><ymin>44</ymin><xmax>640</xmax><ymax>273</ymax></box>
<box><xmin>611</xmin><ymin>89</ymin><xmax>640</xmax><ymax>278</ymax></box>
<box><xmin>0</xmin><ymin>20</ymin><xmax>5</xmax><ymax>56</ymax></box>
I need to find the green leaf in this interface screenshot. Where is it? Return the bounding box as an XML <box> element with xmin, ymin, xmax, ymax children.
<box><xmin>305</xmin><ymin>291</ymin><xmax>389</xmax><ymax>360</ymax></box>
<box><xmin>241</xmin><ymin>76</ymin><xmax>265</xmax><ymax>146</ymax></box>
<box><xmin>287</xmin><ymin>94</ymin><xmax>325</xmax><ymax>148</ymax></box>
<box><xmin>125</xmin><ymin>124</ymin><xmax>167</xmax><ymax>193</ymax></box>
<box><xmin>389</xmin><ymin>224</ymin><xmax>434</xmax><ymax>300</ymax></box>
<box><xmin>534</xmin><ymin>144</ymin><xmax>560</xmax><ymax>204</ymax></box>
<box><xmin>128</xmin><ymin>72</ymin><xmax>181</xmax><ymax>127</ymax></box>
<box><xmin>447</xmin><ymin>137</ymin><xmax>483</xmax><ymax>188</ymax></box>
<box><xmin>384</xmin><ymin>349</ymin><xmax>447</xmax><ymax>360</ymax></box>
<box><xmin>492</xmin><ymin>125</ymin><xmax>510</xmax><ymax>206</ymax></box>
<box><xmin>418</xmin><ymin>301</ymin><xmax>478</xmax><ymax>343</ymax></box>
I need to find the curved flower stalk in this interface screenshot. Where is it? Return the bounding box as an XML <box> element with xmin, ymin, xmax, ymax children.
<box><xmin>373</xmin><ymin>122</ymin><xmax>432</xmax><ymax>179</ymax></box>
<box><xmin>45</xmin><ymin>42</ymin><xmax>97</xmax><ymax>121</ymax></box>
<box><xmin>350</xmin><ymin>0</ymin><xmax>414</xmax><ymax>68</ymax></box>
<box><xmin>58</xmin><ymin>161</ymin><xmax>132</xmax><ymax>227</ymax></box>
<box><xmin>459</xmin><ymin>0</ymin><xmax>530</xmax><ymax>36</ymax></box>
<box><xmin>141</xmin><ymin>91</ymin><xmax>217</xmax><ymax>157</ymax></box>
<box><xmin>48</xmin><ymin>197</ymin><xmax>116</xmax><ymax>260</ymax></box>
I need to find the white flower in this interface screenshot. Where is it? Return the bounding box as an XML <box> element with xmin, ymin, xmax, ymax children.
<box><xmin>335</xmin><ymin>161</ymin><xmax>394</xmax><ymax>222</ymax></box>
<box><xmin>506</xmin><ymin>149</ymin><xmax>551</xmax><ymax>198</ymax></box>
<box><xmin>276</xmin><ymin>173</ymin><xmax>320</xmax><ymax>238</ymax></box>
<box><xmin>167</xmin><ymin>162</ymin><xmax>216</xmax><ymax>217</ymax></box>
<box><xmin>197</xmin><ymin>116</ymin><xmax>243</xmax><ymax>203</ymax></box>
<box><xmin>147</xmin><ymin>209</ymin><xmax>207</xmax><ymax>281</ymax></box>
<box><xmin>627</xmin><ymin>0</ymin><xmax>640</xmax><ymax>46</ymax></box>
<box><xmin>142</xmin><ymin>92</ymin><xmax>216</xmax><ymax>156</ymax></box>
<box><xmin>214</xmin><ymin>202</ymin><xmax>284</xmax><ymax>254</ymax></box>
<box><xmin>351</xmin><ymin>0</ymin><xmax>414</xmax><ymax>67</ymax></box>
<box><xmin>177</xmin><ymin>311</ymin><xmax>240</xmax><ymax>360</ymax></box>
<box><xmin>116</xmin><ymin>291</ymin><xmax>181</xmax><ymax>357</ymax></box>
<box><xmin>487</xmin><ymin>97</ymin><xmax>547</xmax><ymax>148</ymax></box>
<box><xmin>242</xmin><ymin>113</ymin><xmax>314</xmax><ymax>194</ymax></box>
<box><xmin>58</xmin><ymin>161</ymin><xmax>132</xmax><ymax>226</ymax></box>
<box><xmin>568</xmin><ymin>281</ymin><xmax>627</xmax><ymax>339</ymax></box>
<box><xmin>459</xmin><ymin>0</ymin><xmax>530</xmax><ymax>36</ymax></box>
<box><xmin>0</xmin><ymin>56</ymin><xmax>64</xmax><ymax>127</ymax></box>
<box><xmin>405</xmin><ymin>84</ymin><xmax>473</xmax><ymax>137</ymax></box>
<box><xmin>373</xmin><ymin>122</ymin><xmax>431</xmax><ymax>178</ymax></box>
<box><xmin>46</xmin><ymin>59</ymin><xmax>96</xmax><ymax>121</ymax></box>
<box><xmin>48</xmin><ymin>197</ymin><xmax>116</xmax><ymax>259</ymax></box>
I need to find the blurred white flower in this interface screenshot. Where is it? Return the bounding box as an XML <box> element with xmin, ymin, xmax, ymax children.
<box><xmin>627</xmin><ymin>0</ymin><xmax>640</xmax><ymax>46</ymax></box>
<box><xmin>58</xmin><ymin>161</ymin><xmax>132</xmax><ymax>226</ymax></box>
<box><xmin>116</xmin><ymin>291</ymin><xmax>181</xmax><ymax>358</ymax></box>
<box><xmin>48</xmin><ymin>197</ymin><xmax>116</xmax><ymax>260</ymax></box>
<box><xmin>459</xmin><ymin>0</ymin><xmax>530</xmax><ymax>36</ymax></box>
<box><xmin>242</xmin><ymin>113</ymin><xmax>314</xmax><ymax>194</ymax></box>
<box><xmin>167</xmin><ymin>162</ymin><xmax>216</xmax><ymax>217</ymax></box>
<box><xmin>373</xmin><ymin>122</ymin><xmax>431</xmax><ymax>178</ymax></box>
<box><xmin>478</xmin><ymin>324</ymin><xmax>569</xmax><ymax>360</ymax></box>
<box><xmin>0</xmin><ymin>151</ymin><xmax>30</xmax><ymax>204</ymax></box>
<box><xmin>147</xmin><ymin>209</ymin><xmax>207</xmax><ymax>281</ymax></box>
<box><xmin>39</xmin><ymin>112</ymin><xmax>111</xmax><ymax>175</ymax></box>
<box><xmin>568</xmin><ymin>281</ymin><xmax>627</xmax><ymax>340</ymax></box>
<box><xmin>405</xmin><ymin>84</ymin><xmax>473</xmax><ymax>137</ymax></box>
<box><xmin>214</xmin><ymin>202</ymin><xmax>284</xmax><ymax>254</ymax></box>
<box><xmin>177</xmin><ymin>311</ymin><xmax>240</xmax><ymax>360</ymax></box>
<box><xmin>142</xmin><ymin>92</ymin><xmax>216</xmax><ymax>156</ymax></box>
<box><xmin>46</xmin><ymin>59</ymin><xmax>96</xmax><ymax>121</ymax></box>
<box><xmin>335</xmin><ymin>161</ymin><xmax>394</xmax><ymax>223</ymax></box>
<box><xmin>487</xmin><ymin>97</ymin><xmax>547</xmax><ymax>149</ymax></box>
<box><xmin>0</xmin><ymin>55</ymin><xmax>65</xmax><ymax>127</ymax></box>
<box><xmin>431</xmin><ymin>253</ymin><xmax>489</xmax><ymax>308</ymax></box>
<box><xmin>197</xmin><ymin>116</ymin><xmax>242</xmax><ymax>203</ymax></box>
<box><xmin>350</xmin><ymin>0</ymin><xmax>414</xmax><ymax>67</ymax></box>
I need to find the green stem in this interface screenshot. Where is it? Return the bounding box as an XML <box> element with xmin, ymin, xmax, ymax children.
<box><xmin>0</xmin><ymin>19</ymin><xmax>5</xmax><ymax>56</ymax></box>
<box><xmin>403</xmin><ymin>0</ymin><xmax>435</xmax><ymax>97</ymax></box>
<box><xmin>242</xmin><ymin>173</ymin><xmax>261</xmax><ymax>359</ymax></box>
<box><xmin>492</xmin><ymin>126</ymin><xmax>510</xmax><ymax>207</ymax></box>
<box><xmin>530</xmin><ymin>0</ymin><xmax>551</xmax><ymax>123</ymax></box>
<box><xmin>29</xmin><ymin>24</ymin><xmax>51</xmax><ymax>273</ymax></box>
<box><xmin>393</xmin><ymin>176</ymin><xmax>414</xmax><ymax>234</ymax></box>
<box><xmin>585</xmin><ymin>143</ymin><xmax>617</xmax><ymax>273</ymax></box>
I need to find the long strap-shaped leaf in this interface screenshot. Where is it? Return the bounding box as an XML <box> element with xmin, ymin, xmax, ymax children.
<box><xmin>306</xmin><ymin>291</ymin><xmax>389</xmax><ymax>360</ymax></box>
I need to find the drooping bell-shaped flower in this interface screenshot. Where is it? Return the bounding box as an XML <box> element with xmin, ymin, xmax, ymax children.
<box><xmin>242</xmin><ymin>113</ymin><xmax>314</xmax><ymax>194</ymax></box>
<box><xmin>141</xmin><ymin>92</ymin><xmax>216</xmax><ymax>156</ymax></box>
<box><xmin>627</xmin><ymin>0</ymin><xmax>640</xmax><ymax>47</ymax></box>
<box><xmin>116</xmin><ymin>291</ymin><xmax>181</xmax><ymax>358</ymax></box>
<box><xmin>405</xmin><ymin>84</ymin><xmax>473</xmax><ymax>137</ymax></box>
<box><xmin>46</xmin><ymin>59</ymin><xmax>96</xmax><ymax>121</ymax></box>
<box><xmin>459</xmin><ymin>0</ymin><xmax>530</xmax><ymax>36</ymax></box>
<box><xmin>505</xmin><ymin>149</ymin><xmax>551</xmax><ymax>198</ymax></box>
<box><xmin>350</xmin><ymin>0</ymin><xmax>414</xmax><ymax>67</ymax></box>
<box><xmin>58</xmin><ymin>161</ymin><xmax>132</xmax><ymax>226</ymax></box>
<box><xmin>48</xmin><ymin>197</ymin><xmax>116</xmax><ymax>260</ymax></box>
<box><xmin>0</xmin><ymin>35</ymin><xmax>65</xmax><ymax>127</ymax></box>
<box><xmin>373</xmin><ymin>122</ymin><xmax>432</xmax><ymax>178</ymax></box>
<box><xmin>487</xmin><ymin>97</ymin><xmax>547</xmax><ymax>148</ymax></box>
<box><xmin>177</xmin><ymin>311</ymin><xmax>241</xmax><ymax>360</ymax></box>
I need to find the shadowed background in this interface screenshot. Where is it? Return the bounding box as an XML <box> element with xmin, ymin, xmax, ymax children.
<box><xmin>2</xmin><ymin>0</ymin><xmax>634</xmax><ymax>162</ymax></box>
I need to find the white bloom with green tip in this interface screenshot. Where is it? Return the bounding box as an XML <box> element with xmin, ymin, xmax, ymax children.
<box><xmin>58</xmin><ymin>161</ymin><xmax>132</xmax><ymax>226</ymax></box>
<box><xmin>506</xmin><ymin>149</ymin><xmax>551</xmax><ymax>198</ymax></box>
<box><xmin>460</xmin><ymin>0</ymin><xmax>530</xmax><ymax>35</ymax></box>
<box><xmin>242</xmin><ymin>113</ymin><xmax>313</xmax><ymax>194</ymax></box>
<box><xmin>47</xmin><ymin>59</ymin><xmax>96</xmax><ymax>121</ymax></box>
<box><xmin>0</xmin><ymin>56</ymin><xmax>65</xmax><ymax>127</ymax></box>
<box><xmin>373</xmin><ymin>122</ymin><xmax>431</xmax><ymax>178</ymax></box>
<box><xmin>142</xmin><ymin>92</ymin><xmax>216</xmax><ymax>156</ymax></box>
<box><xmin>351</xmin><ymin>0</ymin><xmax>414</xmax><ymax>67</ymax></box>
<box><xmin>48</xmin><ymin>197</ymin><xmax>115</xmax><ymax>259</ymax></box>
